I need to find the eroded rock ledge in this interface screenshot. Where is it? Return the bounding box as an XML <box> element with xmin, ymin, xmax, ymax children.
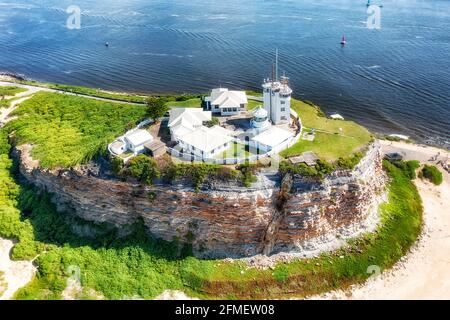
<box><xmin>14</xmin><ymin>143</ymin><xmax>385</xmax><ymax>259</ymax></box>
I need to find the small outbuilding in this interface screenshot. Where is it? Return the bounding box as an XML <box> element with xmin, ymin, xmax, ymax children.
<box><xmin>250</xmin><ymin>126</ymin><xmax>294</xmax><ymax>153</ymax></box>
<box><xmin>124</xmin><ymin>129</ymin><xmax>154</xmax><ymax>154</ymax></box>
<box><xmin>144</xmin><ymin>140</ymin><xmax>167</xmax><ymax>157</ymax></box>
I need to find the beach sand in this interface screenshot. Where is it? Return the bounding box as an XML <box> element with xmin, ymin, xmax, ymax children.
<box><xmin>0</xmin><ymin>239</ymin><xmax>36</xmax><ymax>300</ymax></box>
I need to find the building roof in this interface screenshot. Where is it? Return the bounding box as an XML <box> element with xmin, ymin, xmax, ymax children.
<box><xmin>144</xmin><ymin>140</ymin><xmax>166</xmax><ymax>152</ymax></box>
<box><xmin>168</xmin><ymin>108</ymin><xmax>211</xmax><ymax>128</ymax></box>
<box><xmin>171</xmin><ymin>122</ymin><xmax>195</xmax><ymax>137</ymax></box>
<box><xmin>253</xmin><ymin>106</ymin><xmax>268</xmax><ymax>118</ymax></box>
<box><xmin>209</xmin><ymin>125</ymin><xmax>235</xmax><ymax>137</ymax></box>
<box><xmin>178</xmin><ymin>126</ymin><xmax>234</xmax><ymax>153</ymax></box>
<box><xmin>210</xmin><ymin>88</ymin><xmax>248</xmax><ymax>108</ymax></box>
<box><xmin>289</xmin><ymin>151</ymin><xmax>319</xmax><ymax>166</ymax></box>
<box><xmin>251</xmin><ymin>126</ymin><xmax>294</xmax><ymax>148</ymax></box>
<box><xmin>124</xmin><ymin>129</ymin><xmax>153</xmax><ymax>146</ymax></box>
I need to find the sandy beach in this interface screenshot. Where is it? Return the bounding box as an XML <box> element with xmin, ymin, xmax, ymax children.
<box><xmin>0</xmin><ymin>239</ymin><xmax>36</xmax><ymax>300</ymax></box>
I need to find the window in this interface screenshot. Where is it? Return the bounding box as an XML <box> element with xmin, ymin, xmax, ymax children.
<box><xmin>281</xmin><ymin>101</ymin><xmax>285</xmax><ymax>104</ymax></box>
<box><xmin>281</xmin><ymin>107</ymin><xmax>285</xmax><ymax>111</ymax></box>
<box><xmin>281</xmin><ymin>116</ymin><xmax>287</xmax><ymax>120</ymax></box>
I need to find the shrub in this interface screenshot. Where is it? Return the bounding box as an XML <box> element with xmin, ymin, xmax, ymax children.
<box><xmin>236</xmin><ymin>163</ymin><xmax>258</xmax><ymax>187</ymax></box>
<box><xmin>146</xmin><ymin>97</ymin><xmax>169</xmax><ymax>121</ymax></box>
<box><xmin>279</xmin><ymin>159</ymin><xmax>335</xmax><ymax>179</ymax></box>
<box><xmin>419</xmin><ymin>165</ymin><xmax>443</xmax><ymax>185</ymax></box>
<box><xmin>205</xmin><ymin>117</ymin><xmax>220</xmax><ymax>128</ymax></box>
<box><xmin>391</xmin><ymin>160</ymin><xmax>420</xmax><ymax>180</ymax></box>
<box><xmin>124</xmin><ymin>155</ymin><xmax>160</xmax><ymax>185</ymax></box>
<box><xmin>337</xmin><ymin>152</ymin><xmax>364</xmax><ymax>170</ymax></box>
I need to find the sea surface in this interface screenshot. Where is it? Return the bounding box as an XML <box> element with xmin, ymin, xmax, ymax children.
<box><xmin>0</xmin><ymin>0</ymin><xmax>449</xmax><ymax>147</ymax></box>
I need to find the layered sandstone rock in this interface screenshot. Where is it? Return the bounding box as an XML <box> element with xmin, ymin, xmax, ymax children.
<box><xmin>14</xmin><ymin>142</ymin><xmax>385</xmax><ymax>259</ymax></box>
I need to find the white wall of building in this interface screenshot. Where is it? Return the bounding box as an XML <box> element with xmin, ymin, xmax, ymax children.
<box><xmin>263</xmin><ymin>83</ymin><xmax>292</xmax><ymax>125</ymax></box>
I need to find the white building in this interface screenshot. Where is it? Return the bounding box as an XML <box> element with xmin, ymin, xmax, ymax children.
<box><xmin>250</xmin><ymin>106</ymin><xmax>271</xmax><ymax>133</ymax></box>
<box><xmin>177</xmin><ymin>126</ymin><xmax>234</xmax><ymax>158</ymax></box>
<box><xmin>249</xmin><ymin>126</ymin><xmax>294</xmax><ymax>153</ymax></box>
<box><xmin>168</xmin><ymin>108</ymin><xmax>212</xmax><ymax>141</ymax></box>
<box><xmin>262</xmin><ymin>76</ymin><xmax>292</xmax><ymax>125</ymax></box>
<box><xmin>109</xmin><ymin>129</ymin><xmax>154</xmax><ymax>156</ymax></box>
<box><xmin>204</xmin><ymin>88</ymin><xmax>248</xmax><ymax>116</ymax></box>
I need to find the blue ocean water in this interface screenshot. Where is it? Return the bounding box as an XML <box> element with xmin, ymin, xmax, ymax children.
<box><xmin>0</xmin><ymin>0</ymin><xmax>449</xmax><ymax>147</ymax></box>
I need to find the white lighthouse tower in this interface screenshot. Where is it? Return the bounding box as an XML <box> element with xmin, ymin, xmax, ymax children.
<box><xmin>262</xmin><ymin>50</ymin><xmax>293</xmax><ymax>125</ymax></box>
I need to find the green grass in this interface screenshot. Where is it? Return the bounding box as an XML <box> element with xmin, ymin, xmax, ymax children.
<box><xmin>166</xmin><ymin>98</ymin><xmax>202</xmax><ymax>108</ymax></box>
<box><xmin>0</xmin><ymin>86</ymin><xmax>27</xmax><ymax>97</ymax></box>
<box><xmin>281</xmin><ymin>99</ymin><xmax>372</xmax><ymax>161</ymax></box>
<box><xmin>247</xmin><ymin>99</ymin><xmax>262</xmax><ymax>110</ymax></box>
<box><xmin>218</xmin><ymin>142</ymin><xmax>257</xmax><ymax>159</ymax></box>
<box><xmin>5</xmin><ymin>92</ymin><xmax>147</xmax><ymax>168</ymax></box>
<box><xmin>0</xmin><ymin>126</ymin><xmax>423</xmax><ymax>299</ymax></box>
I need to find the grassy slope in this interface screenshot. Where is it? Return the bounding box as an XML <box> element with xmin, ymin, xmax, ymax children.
<box><xmin>5</xmin><ymin>92</ymin><xmax>147</xmax><ymax>168</ymax></box>
<box><xmin>0</xmin><ymin>126</ymin><xmax>423</xmax><ymax>299</ymax></box>
<box><xmin>0</xmin><ymin>86</ymin><xmax>27</xmax><ymax>97</ymax></box>
<box><xmin>166</xmin><ymin>98</ymin><xmax>202</xmax><ymax>108</ymax></box>
<box><xmin>281</xmin><ymin>99</ymin><xmax>372</xmax><ymax>161</ymax></box>
<box><xmin>247</xmin><ymin>99</ymin><xmax>262</xmax><ymax>110</ymax></box>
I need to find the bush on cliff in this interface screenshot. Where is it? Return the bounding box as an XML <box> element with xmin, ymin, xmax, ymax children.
<box><xmin>337</xmin><ymin>152</ymin><xmax>364</xmax><ymax>170</ymax></box>
<box><xmin>390</xmin><ymin>160</ymin><xmax>420</xmax><ymax>180</ymax></box>
<box><xmin>419</xmin><ymin>164</ymin><xmax>443</xmax><ymax>186</ymax></box>
<box><xmin>279</xmin><ymin>159</ymin><xmax>336</xmax><ymax>179</ymax></box>
<box><xmin>124</xmin><ymin>155</ymin><xmax>160</xmax><ymax>185</ymax></box>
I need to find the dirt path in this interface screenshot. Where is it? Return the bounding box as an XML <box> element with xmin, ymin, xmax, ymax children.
<box><xmin>0</xmin><ymin>238</ymin><xmax>36</xmax><ymax>300</ymax></box>
<box><xmin>0</xmin><ymin>80</ymin><xmax>144</xmax><ymax>106</ymax></box>
<box><xmin>0</xmin><ymin>96</ymin><xmax>34</xmax><ymax>126</ymax></box>
<box><xmin>309</xmin><ymin>141</ymin><xmax>450</xmax><ymax>300</ymax></box>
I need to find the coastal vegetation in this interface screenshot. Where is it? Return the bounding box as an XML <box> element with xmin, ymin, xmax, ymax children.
<box><xmin>0</xmin><ymin>86</ymin><xmax>26</xmax><ymax>97</ymax></box>
<box><xmin>111</xmin><ymin>154</ymin><xmax>258</xmax><ymax>190</ymax></box>
<box><xmin>0</xmin><ymin>126</ymin><xmax>423</xmax><ymax>299</ymax></box>
<box><xmin>279</xmin><ymin>159</ymin><xmax>336</xmax><ymax>179</ymax></box>
<box><xmin>5</xmin><ymin>92</ymin><xmax>147</xmax><ymax>168</ymax></box>
<box><xmin>419</xmin><ymin>165</ymin><xmax>443</xmax><ymax>186</ymax></box>
<box><xmin>146</xmin><ymin>97</ymin><xmax>169</xmax><ymax>121</ymax></box>
<box><xmin>279</xmin><ymin>152</ymin><xmax>365</xmax><ymax>179</ymax></box>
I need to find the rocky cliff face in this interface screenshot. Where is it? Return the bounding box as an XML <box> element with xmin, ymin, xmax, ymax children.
<box><xmin>14</xmin><ymin>143</ymin><xmax>385</xmax><ymax>259</ymax></box>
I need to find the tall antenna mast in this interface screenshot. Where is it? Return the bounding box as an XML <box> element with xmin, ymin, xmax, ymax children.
<box><xmin>275</xmin><ymin>48</ymin><xmax>279</xmax><ymax>81</ymax></box>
